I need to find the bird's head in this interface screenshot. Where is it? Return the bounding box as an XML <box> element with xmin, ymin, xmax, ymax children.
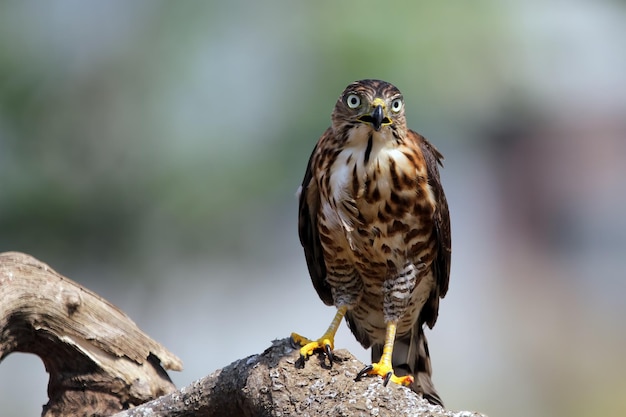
<box><xmin>331</xmin><ymin>79</ymin><xmax>407</xmax><ymax>135</ymax></box>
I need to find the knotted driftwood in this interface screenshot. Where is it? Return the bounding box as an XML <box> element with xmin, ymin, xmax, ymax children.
<box><xmin>0</xmin><ymin>252</ymin><xmax>485</xmax><ymax>417</ymax></box>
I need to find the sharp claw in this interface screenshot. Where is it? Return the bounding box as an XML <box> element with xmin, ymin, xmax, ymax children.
<box><xmin>355</xmin><ymin>364</ymin><xmax>374</xmax><ymax>381</ymax></box>
<box><xmin>383</xmin><ymin>371</ymin><xmax>392</xmax><ymax>386</ymax></box>
<box><xmin>324</xmin><ymin>343</ymin><xmax>334</xmax><ymax>366</ymax></box>
<box><xmin>295</xmin><ymin>354</ymin><xmax>306</xmax><ymax>369</ymax></box>
<box><xmin>289</xmin><ymin>336</ymin><xmax>299</xmax><ymax>349</ymax></box>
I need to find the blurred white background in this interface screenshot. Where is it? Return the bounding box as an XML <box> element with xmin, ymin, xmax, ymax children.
<box><xmin>1</xmin><ymin>1</ymin><xmax>625</xmax><ymax>416</ymax></box>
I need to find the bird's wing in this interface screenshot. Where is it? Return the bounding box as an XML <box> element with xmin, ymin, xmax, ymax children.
<box><xmin>298</xmin><ymin>129</ymin><xmax>334</xmax><ymax>306</ymax></box>
<box><xmin>409</xmin><ymin>129</ymin><xmax>451</xmax><ymax>328</ymax></box>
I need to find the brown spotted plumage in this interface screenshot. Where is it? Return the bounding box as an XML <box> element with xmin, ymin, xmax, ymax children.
<box><xmin>292</xmin><ymin>79</ymin><xmax>451</xmax><ymax>406</ymax></box>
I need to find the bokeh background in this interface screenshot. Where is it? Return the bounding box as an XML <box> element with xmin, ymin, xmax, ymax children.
<box><xmin>1</xmin><ymin>1</ymin><xmax>625</xmax><ymax>416</ymax></box>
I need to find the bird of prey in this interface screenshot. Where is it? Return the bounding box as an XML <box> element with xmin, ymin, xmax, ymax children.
<box><xmin>291</xmin><ymin>79</ymin><xmax>451</xmax><ymax>406</ymax></box>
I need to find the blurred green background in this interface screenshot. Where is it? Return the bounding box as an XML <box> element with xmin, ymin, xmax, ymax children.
<box><xmin>1</xmin><ymin>1</ymin><xmax>625</xmax><ymax>416</ymax></box>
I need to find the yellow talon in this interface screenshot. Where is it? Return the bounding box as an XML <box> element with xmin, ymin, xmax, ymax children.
<box><xmin>355</xmin><ymin>321</ymin><xmax>413</xmax><ymax>387</ymax></box>
<box><xmin>291</xmin><ymin>334</ymin><xmax>334</xmax><ymax>360</ymax></box>
<box><xmin>357</xmin><ymin>360</ymin><xmax>414</xmax><ymax>387</ymax></box>
<box><xmin>291</xmin><ymin>306</ymin><xmax>347</xmax><ymax>367</ymax></box>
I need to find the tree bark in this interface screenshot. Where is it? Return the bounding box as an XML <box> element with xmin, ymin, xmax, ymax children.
<box><xmin>0</xmin><ymin>252</ymin><xmax>486</xmax><ymax>417</ymax></box>
<box><xmin>113</xmin><ymin>338</ymin><xmax>485</xmax><ymax>417</ymax></box>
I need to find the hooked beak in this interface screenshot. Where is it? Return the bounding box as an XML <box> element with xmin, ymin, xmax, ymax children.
<box><xmin>357</xmin><ymin>100</ymin><xmax>391</xmax><ymax>131</ymax></box>
<box><xmin>370</xmin><ymin>105</ymin><xmax>384</xmax><ymax>131</ymax></box>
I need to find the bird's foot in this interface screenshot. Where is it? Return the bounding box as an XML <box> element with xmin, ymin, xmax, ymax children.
<box><xmin>355</xmin><ymin>361</ymin><xmax>414</xmax><ymax>387</ymax></box>
<box><xmin>290</xmin><ymin>332</ymin><xmax>335</xmax><ymax>368</ymax></box>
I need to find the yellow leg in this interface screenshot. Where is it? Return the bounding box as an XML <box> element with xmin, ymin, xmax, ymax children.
<box><xmin>355</xmin><ymin>322</ymin><xmax>414</xmax><ymax>387</ymax></box>
<box><xmin>291</xmin><ymin>306</ymin><xmax>347</xmax><ymax>366</ymax></box>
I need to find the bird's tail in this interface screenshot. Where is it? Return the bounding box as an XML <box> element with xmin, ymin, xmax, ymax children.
<box><xmin>372</xmin><ymin>324</ymin><xmax>443</xmax><ymax>407</ymax></box>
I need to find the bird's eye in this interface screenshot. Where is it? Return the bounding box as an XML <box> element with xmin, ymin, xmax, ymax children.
<box><xmin>391</xmin><ymin>98</ymin><xmax>403</xmax><ymax>113</ymax></box>
<box><xmin>346</xmin><ymin>94</ymin><xmax>361</xmax><ymax>109</ymax></box>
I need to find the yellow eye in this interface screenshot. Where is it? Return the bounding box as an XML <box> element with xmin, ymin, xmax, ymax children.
<box><xmin>391</xmin><ymin>98</ymin><xmax>403</xmax><ymax>113</ymax></box>
<box><xmin>346</xmin><ymin>94</ymin><xmax>361</xmax><ymax>109</ymax></box>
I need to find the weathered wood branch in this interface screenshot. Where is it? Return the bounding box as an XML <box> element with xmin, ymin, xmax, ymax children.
<box><xmin>0</xmin><ymin>252</ymin><xmax>486</xmax><ymax>417</ymax></box>
<box><xmin>0</xmin><ymin>251</ymin><xmax>182</xmax><ymax>416</ymax></box>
